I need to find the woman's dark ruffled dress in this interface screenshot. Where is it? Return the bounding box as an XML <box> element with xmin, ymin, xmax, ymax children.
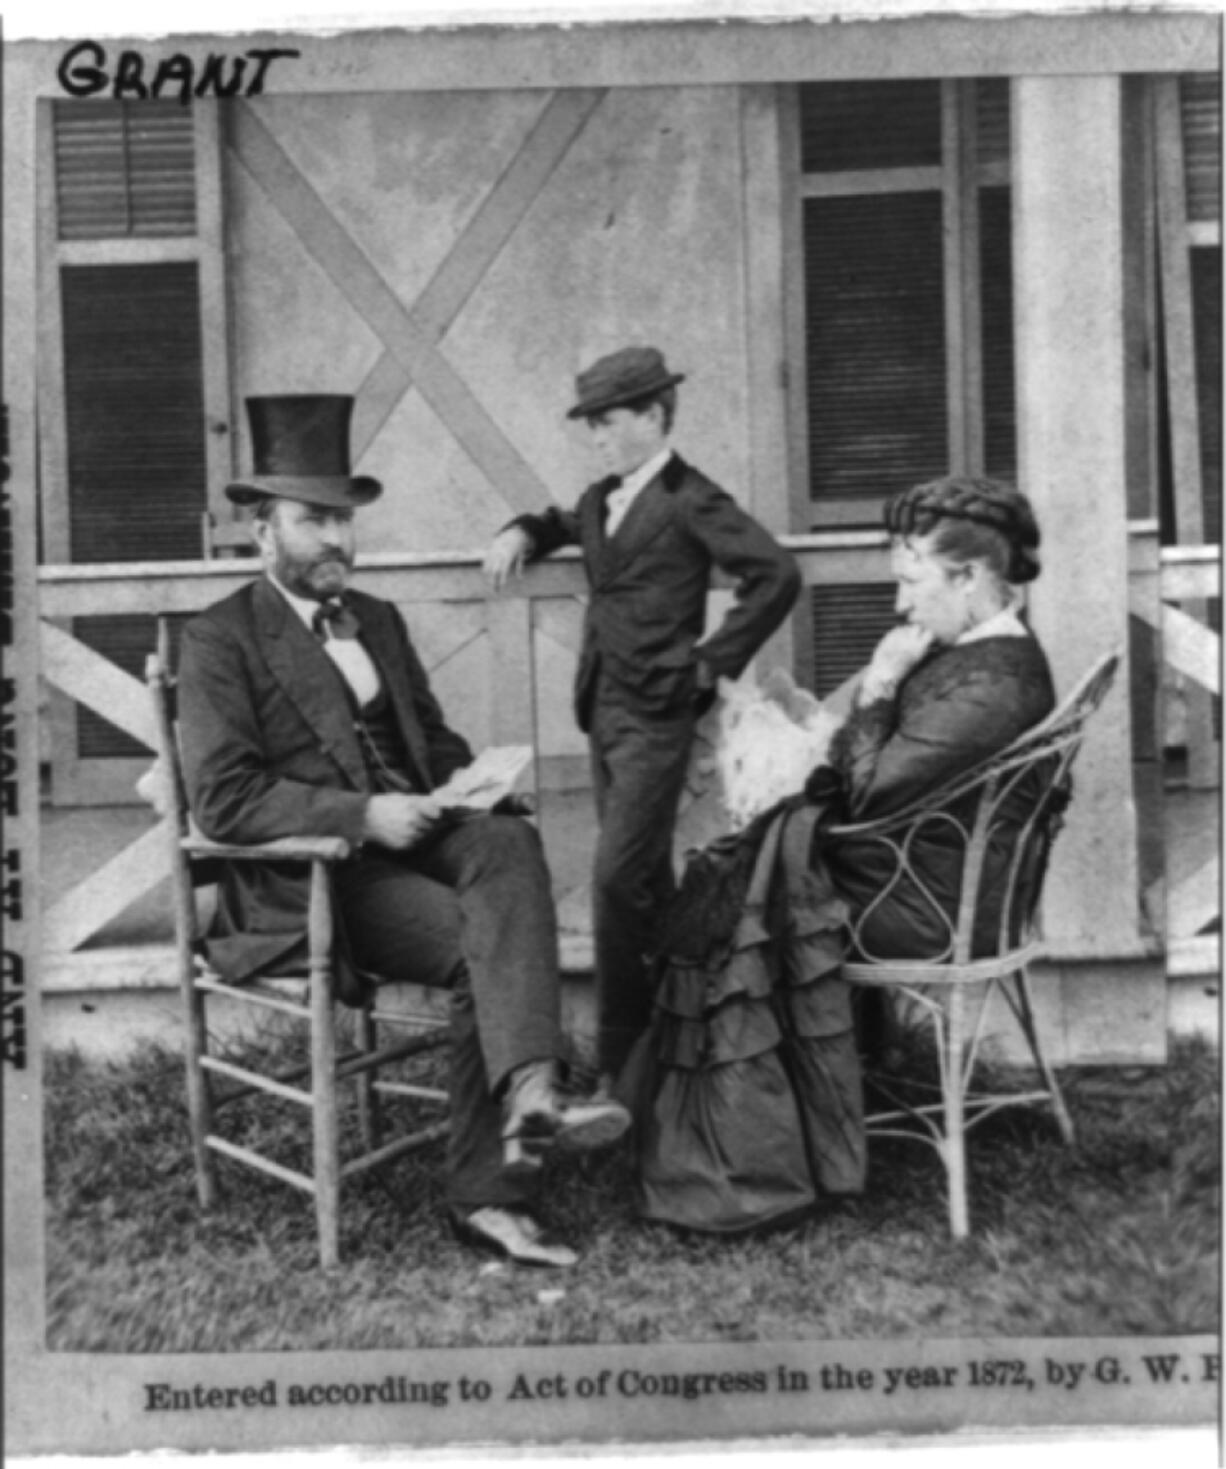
<box><xmin>628</xmin><ymin>635</ymin><xmax>1056</xmax><ymax>1234</ymax></box>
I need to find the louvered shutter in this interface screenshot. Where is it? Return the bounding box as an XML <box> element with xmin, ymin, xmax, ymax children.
<box><xmin>976</xmin><ymin>79</ymin><xmax>1010</xmax><ymax>172</ymax></box>
<box><xmin>1181</xmin><ymin>75</ymin><xmax>1221</xmax><ymax>548</ymax></box>
<box><xmin>1191</xmin><ymin>248</ymin><xmax>1221</xmax><ymax>546</ymax></box>
<box><xmin>54</xmin><ymin>100</ymin><xmax>196</xmax><ymax>240</ymax></box>
<box><xmin>61</xmin><ymin>263</ymin><xmax>207</xmax><ymax>757</ymax></box>
<box><xmin>54</xmin><ymin>102</ymin><xmax>208</xmax><ymax>761</ymax></box>
<box><xmin>62</xmin><ymin>263</ymin><xmax>208</xmax><ymax>562</ymax></box>
<box><xmin>798</xmin><ymin>80</ymin><xmax>942</xmax><ymax>172</ymax></box>
<box><xmin>797</xmin><ymin>80</ymin><xmax>1015</xmax><ymax>698</ymax></box>
<box><xmin>810</xmin><ymin>585</ymin><xmax>897</xmax><ymax>697</ymax></box>
<box><xmin>980</xmin><ymin>186</ymin><xmax>1016</xmax><ymax>481</ymax></box>
<box><xmin>1181</xmin><ymin>74</ymin><xmax>1221</xmax><ymax>225</ymax></box>
<box><xmin>804</xmin><ymin>192</ymin><xmax>948</xmax><ymax>505</ymax></box>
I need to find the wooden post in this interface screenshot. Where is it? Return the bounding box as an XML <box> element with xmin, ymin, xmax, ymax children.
<box><xmin>741</xmin><ymin>83</ymin><xmax>795</xmax><ymax>682</ymax></box>
<box><xmin>1154</xmin><ymin>76</ymin><xmax>1219</xmax><ymax>791</ymax></box>
<box><xmin>308</xmin><ymin>860</ymin><xmax>341</xmax><ymax>1271</ymax></box>
<box><xmin>1012</xmin><ymin>76</ymin><xmax>1143</xmax><ymax>955</ymax></box>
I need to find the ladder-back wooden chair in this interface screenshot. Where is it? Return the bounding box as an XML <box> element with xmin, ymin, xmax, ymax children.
<box><xmin>146</xmin><ymin>620</ymin><xmax>450</xmax><ymax>1269</ymax></box>
<box><xmin>831</xmin><ymin>650</ymin><xmax>1120</xmax><ymax>1238</ymax></box>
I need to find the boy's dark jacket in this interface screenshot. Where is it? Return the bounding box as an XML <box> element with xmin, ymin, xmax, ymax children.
<box><xmin>510</xmin><ymin>453</ymin><xmax>801</xmax><ymax>730</ymax></box>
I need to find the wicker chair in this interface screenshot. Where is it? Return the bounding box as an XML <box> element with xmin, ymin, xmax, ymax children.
<box><xmin>146</xmin><ymin>620</ymin><xmax>450</xmax><ymax>1269</ymax></box>
<box><xmin>831</xmin><ymin>650</ymin><xmax>1119</xmax><ymax>1238</ymax></box>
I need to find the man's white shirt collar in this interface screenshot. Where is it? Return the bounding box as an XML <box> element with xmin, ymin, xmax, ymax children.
<box><xmin>268</xmin><ymin>572</ymin><xmax>329</xmax><ymax>630</ymax></box>
<box><xmin>605</xmin><ymin>447</ymin><xmax>673</xmax><ymax>535</ymax></box>
<box><xmin>267</xmin><ymin>572</ymin><xmax>381</xmax><ymax>705</ymax></box>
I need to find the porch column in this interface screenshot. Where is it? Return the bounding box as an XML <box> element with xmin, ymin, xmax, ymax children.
<box><xmin>1012</xmin><ymin>77</ymin><xmax>1143</xmax><ymax>956</ymax></box>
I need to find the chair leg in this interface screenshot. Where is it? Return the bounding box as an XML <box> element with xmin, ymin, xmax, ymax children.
<box><xmin>308</xmin><ymin>865</ymin><xmax>341</xmax><ymax>1270</ymax></box>
<box><xmin>182</xmin><ymin>969</ymin><xmax>219</xmax><ymax>1209</ymax></box>
<box><xmin>356</xmin><ymin>1004</ymin><xmax>380</xmax><ymax>1152</ymax></box>
<box><xmin>939</xmin><ymin>984</ymin><xmax>970</xmax><ymax>1239</ymax></box>
<box><xmin>1010</xmin><ymin>969</ymin><xmax>1075</xmax><ymax>1145</ymax></box>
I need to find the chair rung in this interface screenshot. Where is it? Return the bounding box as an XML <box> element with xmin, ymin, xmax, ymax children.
<box><xmin>205</xmin><ymin>1134</ymin><xmax>315</xmax><ymax>1194</ymax></box>
<box><xmin>340</xmin><ymin>1122</ymin><xmax>449</xmax><ymax>1180</ymax></box>
<box><xmin>211</xmin><ymin>1057</ymin><xmax>313</xmax><ymax>1109</ymax></box>
<box><xmin>336</xmin><ymin>1033</ymin><xmax>448</xmax><ymax>1078</ymax></box>
<box><xmin>195</xmin><ymin>976</ymin><xmax>311</xmax><ymax>1019</ymax></box>
<box><xmin>369</xmin><ymin>1007</ymin><xmax>449</xmax><ymax>1031</ymax></box>
<box><xmin>842</xmin><ymin>944</ymin><xmax>1044</xmax><ymax>987</ymax></box>
<box><xmin>373</xmin><ymin>1081</ymin><xmax>449</xmax><ymax>1104</ymax></box>
<box><xmin>201</xmin><ymin>1054</ymin><xmax>313</xmax><ymax>1106</ymax></box>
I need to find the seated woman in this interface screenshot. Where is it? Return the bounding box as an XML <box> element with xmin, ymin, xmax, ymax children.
<box><xmin>629</xmin><ymin>476</ymin><xmax>1055</xmax><ymax>1235</ymax></box>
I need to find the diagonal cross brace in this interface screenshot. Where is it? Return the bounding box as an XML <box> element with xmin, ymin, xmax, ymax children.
<box><xmin>230</xmin><ymin>93</ymin><xmax>605</xmax><ymax>513</ymax></box>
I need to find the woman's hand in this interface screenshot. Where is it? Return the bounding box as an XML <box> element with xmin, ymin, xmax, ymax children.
<box><xmin>859</xmin><ymin>624</ymin><xmax>935</xmax><ymax>703</ymax></box>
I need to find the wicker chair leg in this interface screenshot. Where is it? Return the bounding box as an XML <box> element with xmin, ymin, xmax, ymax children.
<box><xmin>941</xmin><ymin>985</ymin><xmax>971</xmax><ymax>1239</ymax></box>
<box><xmin>1011</xmin><ymin>969</ymin><xmax>1075</xmax><ymax>1145</ymax></box>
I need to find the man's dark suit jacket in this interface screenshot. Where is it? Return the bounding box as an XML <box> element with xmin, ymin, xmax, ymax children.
<box><xmin>510</xmin><ymin>454</ymin><xmax>800</xmax><ymax>731</ymax></box>
<box><xmin>178</xmin><ymin>576</ymin><xmax>473</xmax><ymax>986</ymax></box>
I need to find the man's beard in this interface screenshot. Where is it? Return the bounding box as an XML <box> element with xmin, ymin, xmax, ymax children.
<box><xmin>273</xmin><ymin>547</ymin><xmax>352</xmax><ymax>601</ymax></box>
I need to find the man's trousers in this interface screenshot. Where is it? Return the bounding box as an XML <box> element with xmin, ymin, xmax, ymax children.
<box><xmin>589</xmin><ymin>694</ymin><xmax>697</xmax><ymax>1079</ymax></box>
<box><xmin>333</xmin><ymin>813</ymin><xmax>563</xmax><ymax>1211</ymax></box>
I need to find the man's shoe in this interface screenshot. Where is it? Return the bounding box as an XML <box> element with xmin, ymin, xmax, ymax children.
<box><xmin>553</xmin><ymin>1092</ymin><xmax>631</xmax><ymax>1153</ymax></box>
<box><xmin>501</xmin><ymin>1061</ymin><xmax>565</xmax><ymax>1176</ymax></box>
<box><xmin>452</xmin><ymin>1206</ymin><xmax>578</xmax><ymax>1269</ymax></box>
<box><xmin>502</xmin><ymin>1061</ymin><xmax>631</xmax><ymax>1173</ymax></box>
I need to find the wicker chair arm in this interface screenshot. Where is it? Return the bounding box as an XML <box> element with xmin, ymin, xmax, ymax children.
<box><xmin>182</xmin><ymin>835</ymin><xmax>352</xmax><ymax>864</ymax></box>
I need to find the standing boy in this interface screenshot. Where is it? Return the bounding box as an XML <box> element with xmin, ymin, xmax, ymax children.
<box><xmin>484</xmin><ymin>347</ymin><xmax>800</xmax><ymax>1085</ymax></box>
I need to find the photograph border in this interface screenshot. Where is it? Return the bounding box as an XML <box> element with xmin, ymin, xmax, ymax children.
<box><xmin>4</xmin><ymin>0</ymin><xmax>1221</xmax><ymax>1457</ymax></box>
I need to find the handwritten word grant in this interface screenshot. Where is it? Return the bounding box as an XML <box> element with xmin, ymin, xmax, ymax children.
<box><xmin>57</xmin><ymin>42</ymin><xmax>300</xmax><ymax>103</ymax></box>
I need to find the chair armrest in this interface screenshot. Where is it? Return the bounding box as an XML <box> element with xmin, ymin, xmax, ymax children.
<box><xmin>182</xmin><ymin>835</ymin><xmax>352</xmax><ymax>863</ymax></box>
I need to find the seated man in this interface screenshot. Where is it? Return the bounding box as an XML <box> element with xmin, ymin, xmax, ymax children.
<box><xmin>178</xmin><ymin>394</ymin><xmax>628</xmax><ymax>1269</ymax></box>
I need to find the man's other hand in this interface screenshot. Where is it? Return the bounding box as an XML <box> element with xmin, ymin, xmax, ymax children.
<box><xmin>362</xmin><ymin>793</ymin><xmax>444</xmax><ymax>850</ymax></box>
<box><xmin>483</xmin><ymin>528</ymin><xmax>532</xmax><ymax>591</ymax></box>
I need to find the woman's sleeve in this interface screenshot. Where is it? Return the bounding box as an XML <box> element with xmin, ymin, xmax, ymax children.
<box><xmin>832</xmin><ymin>658</ymin><xmax>1039</xmax><ymax>821</ymax></box>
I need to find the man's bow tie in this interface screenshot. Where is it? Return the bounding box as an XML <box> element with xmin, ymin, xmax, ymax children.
<box><xmin>312</xmin><ymin>597</ymin><xmax>361</xmax><ymax>640</ymax></box>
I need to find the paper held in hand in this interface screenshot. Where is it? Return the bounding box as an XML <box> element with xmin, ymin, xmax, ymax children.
<box><xmin>432</xmin><ymin>745</ymin><xmax>534</xmax><ymax>811</ymax></box>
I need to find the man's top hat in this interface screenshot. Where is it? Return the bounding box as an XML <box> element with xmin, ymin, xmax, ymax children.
<box><xmin>226</xmin><ymin>395</ymin><xmax>382</xmax><ymax>508</ymax></box>
<box><xmin>566</xmin><ymin>346</ymin><xmax>685</xmax><ymax>421</ymax></box>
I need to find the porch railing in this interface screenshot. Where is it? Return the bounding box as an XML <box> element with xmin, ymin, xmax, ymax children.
<box><xmin>35</xmin><ymin>527</ymin><xmax>1220</xmax><ymax>984</ymax></box>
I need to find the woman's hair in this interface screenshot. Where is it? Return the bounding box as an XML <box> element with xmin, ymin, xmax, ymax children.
<box><xmin>883</xmin><ymin>476</ymin><xmax>1041</xmax><ymax>586</ymax></box>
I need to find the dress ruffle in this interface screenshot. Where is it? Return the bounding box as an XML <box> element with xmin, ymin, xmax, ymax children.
<box><xmin>630</xmin><ymin>803</ymin><xmax>866</xmax><ymax>1234</ymax></box>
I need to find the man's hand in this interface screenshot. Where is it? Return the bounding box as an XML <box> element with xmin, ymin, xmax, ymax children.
<box><xmin>362</xmin><ymin>793</ymin><xmax>444</xmax><ymax>851</ymax></box>
<box><xmin>859</xmin><ymin>624</ymin><xmax>935</xmax><ymax>703</ymax></box>
<box><xmin>483</xmin><ymin>528</ymin><xmax>532</xmax><ymax>592</ymax></box>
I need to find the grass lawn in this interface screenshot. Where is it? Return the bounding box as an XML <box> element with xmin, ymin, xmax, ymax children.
<box><xmin>44</xmin><ymin>1032</ymin><xmax>1219</xmax><ymax>1352</ymax></box>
